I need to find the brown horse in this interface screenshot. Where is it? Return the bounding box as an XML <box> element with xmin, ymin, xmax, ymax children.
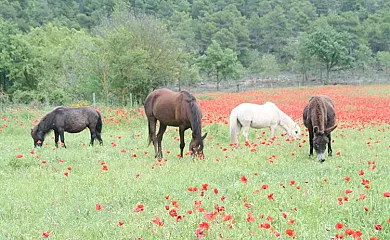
<box><xmin>31</xmin><ymin>106</ymin><xmax>103</xmax><ymax>148</ymax></box>
<box><xmin>144</xmin><ymin>88</ymin><xmax>207</xmax><ymax>159</ymax></box>
<box><xmin>303</xmin><ymin>95</ymin><xmax>337</xmax><ymax>162</ymax></box>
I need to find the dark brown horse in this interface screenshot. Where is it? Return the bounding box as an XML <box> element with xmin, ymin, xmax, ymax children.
<box><xmin>144</xmin><ymin>88</ymin><xmax>207</xmax><ymax>159</ymax></box>
<box><xmin>31</xmin><ymin>106</ymin><xmax>103</xmax><ymax>148</ymax></box>
<box><xmin>303</xmin><ymin>95</ymin><xmax>337</xmax><ymax>162</ymax></box>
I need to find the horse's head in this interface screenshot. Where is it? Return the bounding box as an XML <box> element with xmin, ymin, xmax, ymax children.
<box><xmin>189</xmin><ymin>133</ymin><xmax>208</xmax><ymax>158</ymax></box>
<box><xmin>289</xmin><ymin>123</ymin><xmax>301</xmax><ymax>138</ymax></box>
<box><xmin>31</xmin><ymin>126</ymin><xmax>44</xmax><ymax>147</ymax></box>
<box><xmin>313</xmin><ymin>125</ymin><xmax>337</xmax><ymax>162</ymax></box>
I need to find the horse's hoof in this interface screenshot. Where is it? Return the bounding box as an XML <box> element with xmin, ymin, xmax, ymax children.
<box><xmin>328</xmin><ymin>152</ymin><xmax>333</xmax><ymax>157</ymax></box>
<box><xmin>319</xmin><ymin>159</ymin><xmax>325</xmax><ymax>163</ymax></box>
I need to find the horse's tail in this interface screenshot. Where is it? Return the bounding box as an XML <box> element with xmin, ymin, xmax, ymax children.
<box><xmin>96</xmin><ymin>112</ymin><xmax>103</xmax><ymax>133</ymax></box>
<box><xmin>144</xmin><ymin>95</ymin><xmax>154</xmax><ymax>146</ymax></box>
<box><xmin>229</xmin><ymin>108</ymin><xmax>241</xmax><ymax>144</ymax></box>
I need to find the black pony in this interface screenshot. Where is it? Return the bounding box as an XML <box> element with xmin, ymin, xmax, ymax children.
<box><xmin>31</xmin><ymin>106</ymin><xmax>103</xmax><ymax>148</ymax></box>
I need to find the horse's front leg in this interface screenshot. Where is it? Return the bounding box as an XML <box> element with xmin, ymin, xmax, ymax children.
<box><xmin>54</xmin><ymin>130</ymin><xmax>59</xmax><ymax>148</ymax></box>
<box><xmin>327</xmin><ymin>133</ymin><xmax>333</xmax><ymax>157</ymax></box>
<box><xmin>309</xmin><ymin>130</ymin><xmax>314</xmax><ymax>157</ymax></box>
<box><xmin>179</xmin><ymin>126</ymin><xmax>185</xmax><ymax>158</ymax></box>
<box><xmin>59</xmin><ymin>129</ymin><xmax>66</xmax><ymax>148</ymax></box>
<box><xmin>269</xmin><ymin>125</ymin><xmax>276</xmax><ymax>139</ymax></box>
<box><xmin>156</xmin><ymin>123</ymin><xmax>167</xmax><ymax>159</ymax></box>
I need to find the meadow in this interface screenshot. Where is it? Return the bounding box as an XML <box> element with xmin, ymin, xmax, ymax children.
<box><xmin>0</xmin><ymin>85</ymin><xmax>389</xmax><ymax>240</ymax></box>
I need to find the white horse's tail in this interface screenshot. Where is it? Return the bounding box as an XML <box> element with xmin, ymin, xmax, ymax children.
<box><xmin>230</xmin><ymin>108</ymin><xmax>241</xmax><ymax>144</ymax></box>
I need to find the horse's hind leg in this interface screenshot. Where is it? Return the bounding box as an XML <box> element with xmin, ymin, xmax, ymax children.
<box><xmin>96</xmin><ymin>132</ymin><xmax>103</xmax><ymax>145</ymax></box>
<box><xmin>327</xmin><ymin>133</ymin><xmax>333</xmax><ymax>157</ymax></box>
<box><xmin>148</xmin><ymin>117</ymin><xmax>158</xmax><ymax>158</ymax></box>
<box><xmin>59</xmin><ymin>130</ymin><xmax>66</xmax><ymax>148</ymax></box>
<box><xmin>54</xmin><ymin>131</ymin><xmax>59</xmax><ymax>148</ymax></box>
<box><xmin>242</xmin><ymin>125</ymin><xmax>250</xmax><ymax>143</ymax></box>
<box><xmin>156</xmin><ymin>123</ymin><xmax>167</xmax><ymax>159</ymax></box>
<box><xmin>179</xmin><ymin>125</ymin><xmax>185</xmax><ymax>158</ymax></box>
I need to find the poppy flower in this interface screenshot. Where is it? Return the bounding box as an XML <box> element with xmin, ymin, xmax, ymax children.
<box><xmin>199</xmin><ymin>221</ymin><xmax>209</xmax><ymax>230</ymax></box>
<box><xmin>375</xmin><ymin>224</ymin><xmax>382</xmax><ymax>230</ymax></box>
<box><xmin>152</xmin><ymin>216</ymin><xmax>164</xmax><ymax>226</ymax></box>
<box><xmin>246</xmin><ymin>212</ymin><xmax>255</xmax><ymax>222</ymax></box>
<box><xmin>344</xmin><ymin>228</ymin><xmax>354</xmax><ymax>235</ymax></box>
<box><xmin>204</xmin><ymin>211</ymin><xmax>217</xmax><ymax>221</ymax></box>
<box><xmin>188</xmin><ymin>187</ymin><xmax>199</xmax><ymax>192</ymax></box>
<box><xmin>134</xmin><ymin>204</ymin><xmax>144</xmax><ymax>213</ymax></box>
<box><xmin>261</xmin><ymin>184</ymin><xmax>269</xmax><ymax>190</ymax></box>
<box><xmin>344</xmin><ymin>176</ymin><xmax>350</xmax><ymax>182</ymax></box>
<box><xmin>288</xmin><ymin>219</ymin><xmax>295</xmax><ymax>225</ymax></box>
<box><xmin>132</xmin><ymin>153</ymin><xmax>137</xmax><ymax>157</ymax></box>
<box><xmin>214</xmin><ymin>188</ymin><xmax>219</xmax><ymax>194</ymax></box>
<box><xmin>67</xmin><ymin>166</ymin><xmax>72</xmax><ymax>170</ymax></box>
<box><xmin>195</xmin><ymin>228</ymin><xmax>206</xmax><ymax>239</ymax></box>
<box><xmin>335</xmin><ymin>222</ymin><xmax>344</xmax><ymax>230</ymax></box>
<box><xmin>240</xmin><ymin>176</ymin><xmax>248</xmax><ymax>183</ymax></box>
<box><xmin>383</xmin><ymin>192</ymin><xmax>390</xmax><ymax>197</ymax></box>
<box><xmin>118</xmin><ymin>221</ymin><xmax>124</xmax><ymax>226</ymax></box>
<box><xmin>260</xmin><ymin>223</ymin><xmax>270</xmax><ymax>229</ymax></box>
<box><xmin>16</xmin><ymin>154</ymin><xmax>23</xmax><ymax>158</ymax></box>
<box><xmin>96</xmin><ymin>204</ymin><xmax>102</xmax><ymax>210</ymax></box>
<box><xmin>335</xmin><ymin>233</ymin><xmax>344</xmax><ymax>239</ymax></box>
<box><xmin>286</xmin><ymin>229</ymin><xmax>295</xmax><ymax>238</ymax></box>
<box><xmin>42</xmin><ymin>232</ymin><xmax>50</xmax><ymax>238</ymax></box>
<box><xmin>64</xmin><ymin>172</ymin><xmax>69</xmax><ymax>177</ymax></box>
<box><xmin>41</xmin><ymin>160</ymin><xmax>46</xmax><ymax>164</ymax></box>
<box><xmin>268</xmin><ymin>193</ymin><xmax>274</xmax><ymax>201</ymax></box>
<box><xmin>102</xmin><ymin>165</ymin><xmax>108</xmax><ymax>171</ymax></box>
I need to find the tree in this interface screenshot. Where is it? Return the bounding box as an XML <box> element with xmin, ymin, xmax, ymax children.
<box><xmin>376</xmin><ymin>51</ymin><xmax>390</xmax><ymax>74</ymax></box>
<box><xmin>260</xmin><ymin>54</ymin><xmax>280</xmax><ymax>80</ymax></box>
<box><xmin>303</xmin><ymin>24</ymin><xmax>353</xmax><ymax>84</ymax></box>
<box><xmin>353</xmin><ymin>43</ymin><xmax>373</xmax><ymax>73</ymax></box>
<box><xmin>198</xmin><ymin>41</ymin><xmax>243</xmax><ymax>91</ymax></box>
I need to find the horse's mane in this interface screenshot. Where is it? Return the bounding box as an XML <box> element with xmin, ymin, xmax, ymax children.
<box><xmin>37</xmin><ymin>108</ymin><xmax>63</xmax><ymax>135</ymax></box>
<box><xmin>182</xmin><ymin>91</ymin><xmax>202</xmax><ymax>144</ymax></box>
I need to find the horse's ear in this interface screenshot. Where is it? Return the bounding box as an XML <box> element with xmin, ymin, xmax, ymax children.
<box><xmin>202</xmin><ymin>132</ymin><xmax>208</xmax><ymax>140</ymax></box>
<box><xmin>313</xmin><ymin>126</ymin><xmax>319</xmax><ymax>134</ymax></box>
<box><xmin>325</xmin><ymin>124</ymin><xmax>337</xmax><ymax>134</ymax></box>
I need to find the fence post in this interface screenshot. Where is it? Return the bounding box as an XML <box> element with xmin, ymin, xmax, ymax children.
<box><xmin>93</xmin><ymin>93</ymin><xmax>96</xmax><ymax>108</ymax></box>
<box><xmin>129</xmin><ymin>93</ymin><xmax>133</xmax><ymax>108</ymax></box>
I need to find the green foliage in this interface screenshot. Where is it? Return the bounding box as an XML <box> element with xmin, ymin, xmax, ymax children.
<box><xmin>260</xmin><ymin>54</ymin><xmax>280</xmax><ymax>79</ymax></box>
<box><xmin>376</xmin><ymin>51</ymin><xmax>390</xmax><ymax>72</ymax></box>
<box><xmin>198</xmin><ymin>41</ymin><xmax>243</xmax><ymax>91</ymax></box>
<box><xmin>303</xmin><ymin>23</ymin><xmax>353</xmax><ymax>84</ymax></box>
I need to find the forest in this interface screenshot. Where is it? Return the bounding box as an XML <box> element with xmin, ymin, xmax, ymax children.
<box><xmin>1</xmin><ymin>0</ymin><xmax>390</xmax><ymax>105</ymax></box>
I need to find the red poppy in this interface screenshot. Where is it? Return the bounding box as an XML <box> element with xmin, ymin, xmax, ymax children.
<box><xmin>132</xmin><ymin>153</ymin><xmax>137</xmax><ymax>157</ymax></box>
<box><xmin>133</xmin><ymin>204</ymin><xmax>144</xmax><ymax>213</ymax></box>
<box><xmin>383</xmin><ymin>192</ymin><xmax>390</xmax><ymax>197</ymax></box>
<box><xmin>290</xmin><ymin>180</ymin><xmax>295</xmax><ymax>186</ymax></box>
<box><xmin>67</xmin><ymin>166</ymin><xmax>72</xmax><ymax>170</ymax></box>
<box><xmin>268</xmin><ymin>193</ymin><xmax>274</xmax><ymax>201</ymax></box>
<box><xmin>240</xmin><ymin>176</ymin><xmax>248</xmax><ymax>183</ymax></box>
<box><xmin>204</xmin><ymin>211</ymin><xmax>217</xmax><ymax>221</ymax></box>
<box><xmin>195</xmin><ymin>228</ymin><xmax>206</xmax><ymax>239</ymax></box>
<box><xmin>42</xmin><ymin>231</ymin><xmax>50</xmax><ymax>238</ymax></box>
<box><xmin>199</xmin><ymin>221</ymin><xmax>209</xmax><ymax>230</ymax></box>
<box><xmin>288</xmin><ymin>219</ymin><xmax>295</xmax><ymax>225</ymax></box>
<box><xmin>335</xmin><ymin>233</ymin><xmax>344</xmax><ymax>239</ymax></box>
<box><xmin>188</xmin><ymin>187</ymin><xmax>199</xmax><ymax>192</ymax></box>
<box><xmin>220</xmin><ymin>195</ymin><xmax>226</xmax><ymax>201</ymax></box>
<box><xmin>375</xmin><ymin>224</ymin><xmax>382</xmax><ymax>230</ymax></box>
<box><xmin>260</xmin><ymin>223</ymin><xmax>270</xmax><ymax>229</ymax></box>
<box><xmin>345</xmin><ymin>189</ymin><xmax>352</xmax><ymax>194</ymax></box>
<box><xmin>370</xmin><ymin>237</ymin><xmax>379</xmax><ymax>240</ymax></box>
<box><xmin>261</xmin><ymin>184</ymin><xmax>269</xmax><ymax>190</ymax></box>
<box><xmin>286</xmin><ymin>229</ymin><xmax>295</xmax><ymax>238</ymax></box>
<box><xmin>359</xmin><ymin>169</ymin><xmax>364</xmax><ymax>176</ymax></box>
<box><xmin>335</xmin><ymin>223</ymin><xmax>344</xmax><ymax>230</ymax></box>
<box><xmin>16</xmin><ymin>154</ymin><xmax>23</xmax><ymax>158</ymax></box>
<box><xmin>246</xmin><ymin>212</ymin><xmax>255</xmax><ymax>222</ymax></box>
<box><xmin>213</xmin><ymin>188</ymin><xmax>219</xmax><ymax>194</ymax></box>
<box><xmin>344</xmin><ymin>176</ymin><xmax>350</xmax><ymax>182</ymax></box>
<box><xmin>282</xmin><ymin>212</ymin><xmax>287</xmax><ymax>218</ymax></box>
<box><xmin>202</xmin><ymin>184</ymin><xmax>208</xmax><ymax>191</ymax></box>
<box><xmin>102</xmin><ymin>165</ymin><xmax>108</xmax><ymax>171</ymax></box>
<box><xmin>64</xmin><ymin>172</ymin><xmax>69</xmax><ymax>177</ymax></box>
<box><xmin>96</xmin><ymin>204</ymin><xmax>102</xmax><ymax>210</ymax></box>
<box><xmin>164</xmin><ymin>195</ymin><xmax>170</xmax><ymax>200</ymax></box>
<box><xmin>41</xmin><ymin>160</ymin><xmax>46</xmax><ymax>164</ymax></box>
<box><xmin>152</xmin><ymin>216</ymin><xmax>164</xmax><ymax>226</ymax></box>
<box><xmin>344</xmin><ymin>228</ymin><xmax>354</xmax><ymax>235</ymax></box>
<box><xmin>118</xmin><ymin>221</ymin><xmax>124</xmax><ymax>226</ymax></box>
<box><xmin>135</xmin><ymin>173</ymin><xmax>140</xmax><ymax>178</ymax></box>
<box><xmin>169</xmin><ymin>209</ymin><xmax>177</xmax><ymax>217</ymax></box>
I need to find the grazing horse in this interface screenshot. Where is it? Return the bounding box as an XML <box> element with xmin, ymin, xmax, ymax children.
<box><xmin>31</xmin><ymin>106</ymin><xmax>103</xmax><ymax>148</ymax></box>
<box><xmin>303</xmin><ymin>95</ymin><xmax>337</xmax><ymax>162</ymax></box>
<box><xmin>230</xmin><ymin>102</ymin><xmax>301</xmax><ymax>145</ymax></box>
<box><xmin>144</xmin><ymin>88</ymin><xmax>207</xmax><ymax>159</ymax></box>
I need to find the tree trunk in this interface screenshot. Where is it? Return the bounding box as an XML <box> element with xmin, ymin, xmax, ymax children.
<box><xmin>216</xmin><ymin>69</ymin><xmax>220</xmax><ymax>91</ymax></box>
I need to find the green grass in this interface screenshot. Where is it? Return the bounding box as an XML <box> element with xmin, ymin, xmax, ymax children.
<box><xmin>0</xmin><ymin>108</ymin><xmax>389</xmax><ymax>239</ymax></box>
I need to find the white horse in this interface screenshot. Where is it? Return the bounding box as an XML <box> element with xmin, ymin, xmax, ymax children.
<box><xmin>230</xmin><ymin>102</ymin><xmax>301</xmax><ymax>144</ymax></box>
